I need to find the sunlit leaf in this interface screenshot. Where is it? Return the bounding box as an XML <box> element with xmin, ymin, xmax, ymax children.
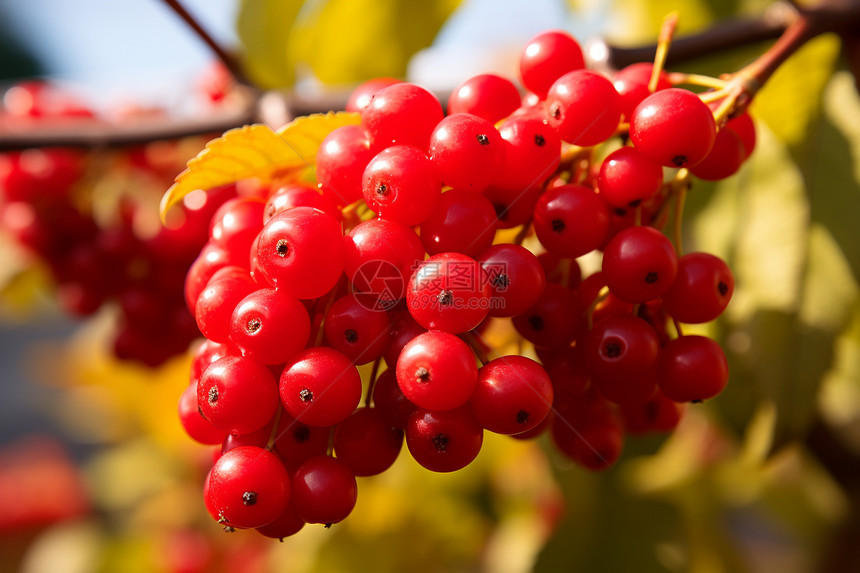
<box><xmin>287</xmin><ymin>0</ymin><xmax>461</xmax><ymax>86</ymax></box>
<box><xmin>236</xmin><ymin>0</ymin><xmax>304</xmax><ymax>89</ymax></box>
<box><xmin>159</xmin><ymin>111</ymin><xmax>360</xmax><ymax>220</ymax></box>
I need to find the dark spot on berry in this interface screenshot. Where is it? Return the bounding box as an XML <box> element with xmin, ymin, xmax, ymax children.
<box><xmin>415</xmin><ymin>367</ymin><xmax>430</xmax><ymax>383</ymax></box>
<box><xmin>645</xmin><ymin>271</ymin><xmax>658</xmax><ymax>284</ymax></box>
<box><xmin>276</xmin><ymin>239</ymin><xmax>289</xmax><ymax>257</ymax></box>
<box><xmin>476</xmin><ymin>133</ymin><xmax>490</xmax><ymax>146</ymax></box>
<box><xmin>344</xmin><ymin>329</ymin><xmax>358</xmax><ymax>344</ymax></box>
<box><xmin>551</xmin><ymin>219</ymin><xmax>565</xmax><ymax>233</ymax></box>
<box><xmin>691</xmin><ymin>399</ymin><xmax>703</xmax><ymax>404</ymax></box>
<box><xmin>628</xmin><ymin>199</ymin><xmax>642</xmax><ymax>207</ymax></box>
<box><xmin>267</xmin><ymin>204</ymin><xmax>276</xmax><ymax>217</ymax></box>
<box><xmin>208</xmin><ymin>386</ymin><xmax>219</xmax><ymax>404</ymax></box>
<box><xmin>242</xmin><ymin>491</ymin><xmax>258</xmax><ymax>506</ymax></box>
<box><xmin>376</xmin><ymin>183</ymin><xmax>388</xmax><ymax>196</ymax></box>
<box><xmin>293</xmin><ymin>426</ymin><xmax>310</xmax><ymax>443</ymax></box>
<box><xmin>718</xmin><ymin>281</ymin><xmax>729</xmax><ymax>296</ymax></box>
<box><xmin>437</xmin><ymin>290</ymin><xmax>454</xmax><ymax>306</ymax></box>
<box><xmin>604</xmin><ymin>341</ymin><xmax>622</xmax><ymax>358</ymax></box>
<box><xmin>492</xmin><ymin>273</ymin><xmax>510</xmax><ymax>289</ymax></box>
<box><xmin>672</xmin><ymin>155</ymin><xmax>687</xmax><ymax>167</ymax></box>
<box><xmin>245</xmin><ymin>317</ymin><xmax>262</xmax><ymax>334</ymax></box>
<box><xmin>614</xmin><ymin>207</ymin><xmax>627</xmax><ymax>216</ymax></box>
<box><xmin>516</xmin><ymin>410</ymin><xmax>530</xmax><ymax>425</ymax></box>
<box><xmin>549</xmin><ymin>103</ymin><xmax>561</xmax><ymax>119</ymax></box>
<box><xmin>432</xmin><ymin>433</ymin><xmax>449</xmax><ymax>452</ymax></box>
<box><xmin>535</xmin><ymin>133</ymin><xmax>546</xmax><ymax>147</ymax></box>
<box><xmin>299</xmin><ymin>388</ymin><xmax>314</xmax><ymax>402</ymax></box>
<box><xmin>528</xmin><ymin>314</ymin><xmax>545</xmax><ymax>331</ymax></box>
<box><xmin>644</xmin><ymin>400</ymin><xmax>660</xmax><ymax>423</ymax></box>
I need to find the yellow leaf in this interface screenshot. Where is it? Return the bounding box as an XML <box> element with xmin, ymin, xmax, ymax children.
<box><xmin>159</xmin><ymin>111</ymin><xmax>361</xmax><ymax>221</ymax></box>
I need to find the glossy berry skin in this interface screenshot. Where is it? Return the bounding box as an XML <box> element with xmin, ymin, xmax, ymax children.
<box><xmin>230</xmin><ymin>288</ymin><xmax>310</xmax><ymax>365</ymax></box>
<box><xmin>362</xmin><ymin>145</ymin><xmax>442</xmax><ymax>226</ymax></box>
<box><xmin>346</xmin><ymin>77</ymin><xmax>401</xmax><ymax>113</ymax></box>
<box><xmin>272</xmin><ymin>411</ymin><xmax>330</xmax><ymax>471</ymax></box>
<box><xmin>428</xmin><ymin>113</ymin><xmax>504</xmax><ymax>192</ymax></box>
<box><xmin>689</xmin><ymin>127</ymin><xmax>745</xmax><ymax>181</ymax></box>
<box><xmin>630</xmin><ymin>88</ymin><xmax>717</xmax><ymax>168</ymax></box>
<box><xmin>316</xmin><ymin>125</ymin><xmax>377</xmax><ymax>206</ymax></box>
<box><xmin>279</xmin><ymin>347</ymin><xmax>362</xmax><ymax>427</ymax></box>
<box><xmin>583</xmin><ymin>315</ymin><xmax>660</xmax><ymax>404</ymax></box>
<box><xmin>382</xmin><ymin>311</ymin><xmax>427</xmax><ymax>368</ymax></box>
<box><xmin>550</xmin><ymin>398</ymin><xmax>624</xmax><ymax>471</ymax></box>
<box><xmin>447</xmin><ymin>73</ymin><xmax>521</xmax><ymax>123</ymax></box>
<box><xmin>545</xmin><ymin>70</ymin><xmax>623</xmax><ymax>146</ymax></box>
<box><xmin>361</xmin><ymin>82</ymin><xmax>444</xmax><ymax>150</ymax></box>
<box><xmin>407</xmin><ymin>252</ymin><xmax>491</xmax><ymax>333</ymax></box>
<box><xmin>185</xmin><ymin>243</ymin><xmax>249</xmax><ymax>314</ymax></box>
<box><xmin>620</xmin><ymin>390</ymin><xmax>683</xmax><ymax>435</ymax></box>
<box><xmin>519</xmin><ymin>29</ymin><xmax>586</xmax><ymax>99</ymax></box>
<box><xmin>658</xmin><ymin>335</ymin><xmax>729</xmax><ymax>402</ymax></box>
<box><xmin>291</xmin><ymin>455</ymin><xmax>357</xmax><ymax>525</ymax></box>
<box><xmin>198</xmin><ymin>355</ymin><xmax>280</xmax><ymax>435</ymax></box>
<box><xmin>371</xmin><ymin>368</ymin><xmax>418</xmax><ymax>429</ymax></box>
<box><xmin>324</xmin><ymin>293</ymin><xmax>391</xmax><ymax>364</ymax></box>
<box><xmin>255</xmin><ymin>206</ymin><xmax>345</xmax><ymax>300</ymax></box>
<box><xmin>492</xmin><ymin>112</ymin><xmax>562</xmax><ymax>193</ymax></box>
<box><xmin>420</xmin><ymin>189</ymin><xmax>497</xmax><ymax>258</ymax></box>
<box><xmin>602</xmin><ymin>226</ymin><xmax>678</xmax><ymax>303</ymax></box>
<box><xmin>406</xmin><ymin>405</ymin><xmax>484</xmax><ymax>473</ymax></box>
<box><xmin>511</xmin><ymin>283</ymin><xmax>581</xmax><ymax>349</ymax></box>
<box><xmin>209</xmin><ymin>196</ymin><xmax>266</xmax><ymax>259</ymax></box>
<box><xmin>178</xmin><ymin>381</ymin><xmax>228</xmax><ymax>445</ymax></box>
<box><xmin>612</xmin><ymin>62</ymin><xmax>672</xmax><ymax>120</ymax></box>
<box><xmin>396</xmin><ymin>330</ymin><xmax>478</xmax><ymax>411</ymax></box>
<box><xmin>255</xmin><ymin>502</ymin><xmax>305</xmax><ymax>540</ymax></box>
<box><xmin>662</xmin><ymin>252</ymin><xmax>734</xmax><ymax>323</ymax></box>
<box><xmin>334</xmin><ymin>407</ymin><xmax>403</xmax><ymax>476</ymax></box>
<box><xmin>194</xmin><ymin>269</ymin><xmax>256</xmax><ymax>343</ymax></box>
<box><xmin>726</xmin><ymin>111</ymin><xmax>756</xmax><ymax>159</ymax></box>
<box><xmin>478</xmin><ymin>243</ymin><xmax>546</xmax><ymax>318</ymax></box>
<box><xmin>533</xmin><ymin>184</ymin><xmax>610</xmax><ymax>258</ymax></box>
<box><xmin>264</xmin><ymin>183</ymin><xmax>342</xmax><ymax>223</ymax></box>
<box><xmin>470</xmin><ymin>356</ymin><xmax>553</xmax><ymax>434</ymax></box>
<box><xmin>343</xmin><ymin>218</ymin><xmax>424</xmax><ymax>308</ymax></box>
<box><xmin>204</xmin><ymin>446</ymin><xmax>290</xmax><ymax>529</ymax></box>
<box><xmin>597</xmin><ymin>147</ymin><xmax>664</xmax><ymax>208</ymax></box>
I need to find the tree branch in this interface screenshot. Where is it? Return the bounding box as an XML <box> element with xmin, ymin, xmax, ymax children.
<box><xmin>159</xmin><ymin>0</ymin><xmax>251</xmax><ymax>86</ymax></box>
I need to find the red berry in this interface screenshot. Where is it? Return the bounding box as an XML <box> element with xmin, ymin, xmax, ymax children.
<box><xmin>406</xmin><ymin>406</ymin><xmax>483</xmax><ymax>472</ymax></box>
<box><xmin>291</xmin><ymin>455</ymin><xmax>357</xmax><ymax>525</ymax></box>
<box><xmin>447</xmin><ymin>73</ymin><xmax>521</xmax><ymax>123</ymax></box>
<box><xmin>279</xmin><ymin>347</ymin><xmax>362</xmax><ymax>427</ymax></box>
<box><xmin>657</xmin><ymin>335</ymin><xmax>729</xmax><ymax>402</ymax></box>
<box><xmin>662</xmin><ymin>252</ymin><xmax>734</xmax><ymax>323</ymax></box>
<box><xmin>334</xmin><ymin>407</ymin><xmax>403</xmax><ymax>476</ymax></box>
<box><xmin>198</xmin><ymin>355</ymin><xmax>280</xmax><ymax>435</ymax></box>
<box><xmin>396</xmin><ymin>330</ymin><xmax>478</xmax><ymax>411</ymax></box>
<box><xmin>602</xmin><ymin>226</ymin><xmax>678</xmax><ymax>303</ymax></box>
<box><xmin>545</xmin><ymin>70</ymin><xmax>622</xmax><ymax>146</ymax></box>
<box><xmin>407</xmin><ymin>252</ymin><xmax>491</xmax><ymax>333</ymax></box>
<box><xmin>470</xmin><ymin>355</ymin><xmax>553</xmax><ymax>434</ymax></box>
<box><xmin>519</xmin><ymin>30</ymin><xmax>585</xmax><ymax>99</ymax></box>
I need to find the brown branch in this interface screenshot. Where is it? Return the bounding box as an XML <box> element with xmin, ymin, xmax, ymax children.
<box><xmin>159</xmin><ymin>0</ymin><xmax>251</xmax><ymax>86</ymax></box>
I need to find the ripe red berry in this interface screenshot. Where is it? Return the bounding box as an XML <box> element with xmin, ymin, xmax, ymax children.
<box><xmin>545</xmin><ymin>70</ymin><xmax>623</xmax><ymax>146</ymax></box>
<box><xmin>447</xmin><ymin>73</ymin><xmax>521</xmax><ymax>123</ymax></box>
<box><xmin>407</xmin><ymin>252</ymin><xmax>491</xmax><ymax>333</ymax></box>
<box><xmin>602</xmin><ymin>226</ymin><xmax>678</xmax><ymax>303</ymax></box>
<box><xmin>630</xmin><ymin>88</ymin><xmax>717</xmax><ymax>168</ymax></box>
<box><xmin>279</xmin><ymin>347</ymin><xmax>362</xmax><ymax>427</ymax></box>
<box><xmin>469</xmin><ymin>355</ymin><xmax>553</xmax><ymax>434</ymax></box>
<box><xmin>362</xmin><ymin>145</ymin><xmax>442</xmax><ymax>226</ymax></box>
<box><xmin>334</xmin><ymin>407</ymin><xmax>403</xmax><ymax>476</ymax></box>
<box><xmin>316</xmin><ymin>125</ymin><xmax>377</xmax><ymax>206</ymax></box>
<box><xmin>419</xmin><ymin>189</ymin><xmax>497</xmax><ymax>258</ymax></box>
<box><xmin>519</xmin><ymin>30</ymin><xmax>586</xmax><ymax>99</ymax></box>
<box><xmin>396</xmin><ymin>330</ymin><xmax>478</xmax><ymax>411</ymax></box>
<box><xmin>198</xmin><ymin>355</ymin><xmax>280</xmax><ymax>435</ymax></box>
<box><xmin>406</xmin><ymin>405</ymin><xmax>484</xmax><ymax>472</ymax></box>
<box><xmin>478</xmin><ymin>243</ymin><xmax>546</xmax><ymax>318</ymax></box>
<box><xmin>204</xmin><ymin>446</ymin><xmax>291</xmax><ymax>530</ymax></box>
<box><xmin>291</xmin><ymin>455</ymin><xmax>357</xmax><ymax>525</ymax></box>
<box><xmin>361</xmin><ymin>82</ymin><xmax>444</xmax><ymax>150</ymax></box>
<box><xmin>658</xmin><ymin>335</ymin><xmax>729</xmax><ymax>402</ymax></box>
<box><xmin>662</xmin><ymin>252</ymin><xmax>734</xmax><ymax>323</ymax></box>
<box><xmin>230</xmin><ymin>287</ymin><xmax>311</xmax><ymax>365</ymax></box>
<box><xmin>428</xmin><ymin>113</ymin><xmax>504</xmax><ymax>192</ymax></box>
<box><xmin>596</xmin><ymin>147</ymin><xmax>664</xmax><ymax>208</ymax></box>
<box><xmin>533</xmin><ymin>184</ymin><xmax>610</xmax><ymax>258</ymax></box>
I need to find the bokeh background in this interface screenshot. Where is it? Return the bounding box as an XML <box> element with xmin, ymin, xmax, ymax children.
<box><xmin>2</xmin><ymin>0</ymin><xmax>860</xmax><ymax>572</ymax></box>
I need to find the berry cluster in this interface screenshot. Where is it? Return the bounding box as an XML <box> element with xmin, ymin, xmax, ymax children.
<box><xmin>178</xmin><ymin>28</ymin><xmax>754</xmax><ymax>537</ymax></box>
<box><xmin>0</xmin><ymin>81</ymin><xmax>233</xmax><ymax>365</ymax></box>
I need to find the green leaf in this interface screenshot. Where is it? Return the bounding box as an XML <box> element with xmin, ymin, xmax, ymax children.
<box><xmin>286</xmin><ymin>0</ymin><xmax>461</xmax><ymax>86</ymax></box>
<box><xmin>236</xmin><ymin>0</ymin><xmax>304</xmax><ymax>89</ymax></box>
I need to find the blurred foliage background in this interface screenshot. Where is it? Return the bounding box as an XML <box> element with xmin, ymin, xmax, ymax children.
<box><xmin>1</xmin><ymin>0</ymin><xmax>860</xmax><ymax>572</ymax></box>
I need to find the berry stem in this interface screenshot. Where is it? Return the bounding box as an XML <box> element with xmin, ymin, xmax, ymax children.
<box><xmin>265</xmin><ymin>406</ymin><xmax>285</xmax><ymax>452</ymax></box>
<box><xmin>586</xmin><ymin>286</ymin><xmax>610</xmax><ymax>330</ymax></box>
<box><xmin>649</xmin><ymin>12</ymin><xmax>679</xmax><ymax>92</ymax></box>
<box><xmin>364</xmin><ymin>356</ymin><xmax>382</xmax><ymax>408</ymax></box>
<box><xmin>668</xmin><ymin>72</ymin><xmax>729</xmax><ymax>90</ymax></box>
